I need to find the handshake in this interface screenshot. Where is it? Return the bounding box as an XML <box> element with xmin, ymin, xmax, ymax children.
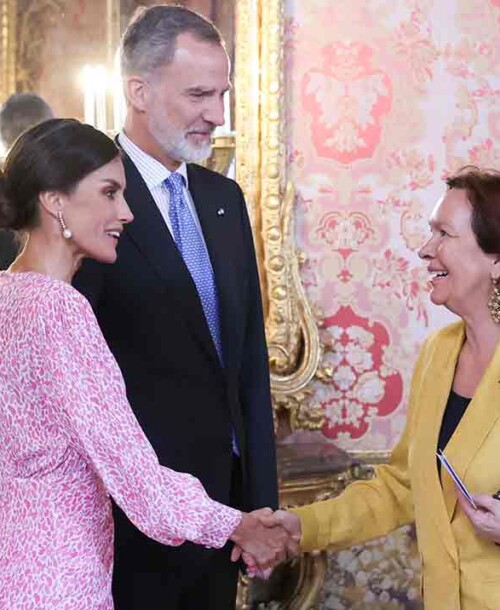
<box><xmin>229</xmin><ymin>508</ymin><xmax>301</xmax><ymax>579</ymax></box>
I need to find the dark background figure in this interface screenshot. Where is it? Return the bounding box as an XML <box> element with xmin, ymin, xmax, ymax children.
<box><xmin>73</xmin><ymin>6</ymin><xmax>278</xmax><ymax>610</ymax></box>
<box><xmin>0</xmin><ymin>92</ymin><xmax>54</xmax><ymax>152</ymax></box>
<box><xmin>0</xmin><ymin>230</ymin><xmax>17</xmax><ymax>270</ymax></box>
<box><xmin>0</xmin><ymin>92</ymin><xmax>53</xmax><ymax>270</ymax></box>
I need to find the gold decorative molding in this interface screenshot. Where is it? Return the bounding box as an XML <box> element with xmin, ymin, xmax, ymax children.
<box><xmin>0</xmin><ymin>0</ymin><xmax>16</xmax><ymax>101</ymax></box>
<box><xmin>267</xmin><ymin>182</ymin><xmax>323</xmax><ymax>431</ymax></box>
<box><xmin>203</xmin><ymin>134</ymin><xmax>235</xmax><ymax>176</ymax></box>
<box><xmin>106</xmin><ymin>0</ymin><xmax>121</xmax><ymax>68</ymax></box>
<box><xmin>348</xmin><ymin>449</ymin><xmax>391</xmax><ymax>464</ymax></box>
<box><xmin>234</xmin><ymin>0</ymin><xmax>260</xmax><ymax>234</ymax></box>
<box><xmin>286</xmin><ymin>553</ymin><xmax>329</xmax><ymax>610</ymax></box>
<box><xmin>235</xmin><ymin>0</ymin><xmax>323</xmax><ymax>432</ymax></box>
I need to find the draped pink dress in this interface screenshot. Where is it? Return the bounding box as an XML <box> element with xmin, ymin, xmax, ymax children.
<box><xmin>0</xmin><ymin>271</ymin><xmax>242</xmax><ymax>610</ymax></box>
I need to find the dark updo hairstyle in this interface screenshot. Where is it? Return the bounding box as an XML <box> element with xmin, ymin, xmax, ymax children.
<box><xmin>446</xmin><ymin>165</ymin><xmax>500</xmax><ymax>255</ymax></box>
<box><xmin>0</xmin><ymin>118</ymin><xmax>119</xmax><ymax>231</ymax></box>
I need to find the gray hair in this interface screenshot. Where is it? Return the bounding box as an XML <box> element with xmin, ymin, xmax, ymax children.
<box><xmin>120</xmin><ymin>4</ymin><xmax>223</xmax><ymax>77</ymax></box>
<box><xmin>0</xmin><ymin>93</ymin><xmax>53</xmax><ymax>149</ymax></box>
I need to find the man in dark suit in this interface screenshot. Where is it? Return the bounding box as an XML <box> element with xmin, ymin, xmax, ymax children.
<box><xmin>0</xmin><ymin>92</ymin><xmax>53</xmax><ymax>269</ymax></box>
<box><xmin>73</xmin><ymin>5</ymin><xmax>279</xmax><ymax>610</ymax></box>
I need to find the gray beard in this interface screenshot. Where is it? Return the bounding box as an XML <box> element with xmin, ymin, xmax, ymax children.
<box><xmin>150</xmin><ymin>120</ymin><xmax>213</xmax><ymax>164</ymax></box>
<box><xmin>170</xmin><ymin>138</ymin><xmax>212</xmax><ymax>163</ymax></box>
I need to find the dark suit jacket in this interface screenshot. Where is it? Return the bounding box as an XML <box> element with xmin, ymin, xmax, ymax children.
<box><xmin>0</xmin><ymin>230</ymin><xmax>18</xmax><ymax>270</ymax></box>
<box><xmin>73</xmin><ymin>151</ymin><xmax>278</xmax><ymax>513</ymax></box>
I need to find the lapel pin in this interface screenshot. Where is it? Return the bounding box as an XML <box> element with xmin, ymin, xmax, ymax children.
<box><xmin>217</xmin><ymin>208</ymin><xmax>225</xmax><ymax>216</ymax></box>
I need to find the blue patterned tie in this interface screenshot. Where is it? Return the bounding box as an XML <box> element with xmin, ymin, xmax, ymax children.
<box><xmin>164</xmin><ymin>172</ymin><xmax>223</xmax><ymax>363</ymax></box>
<box><xmin>165</xmin><ymin>173</ymin><xmax>239</xmax><ymax>455</ymax></box>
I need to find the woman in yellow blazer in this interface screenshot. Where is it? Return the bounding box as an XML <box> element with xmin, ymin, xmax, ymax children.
<box><xmin>264</xmin><ymin>167</ymin><xmax>500</xmax><ymax>610</ymax></box>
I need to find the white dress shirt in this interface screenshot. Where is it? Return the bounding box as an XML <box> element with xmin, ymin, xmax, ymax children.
<box><xmin>118</xmin><ymin>131</ymin><xmax>204</xmax><ymax>236</ymax></box>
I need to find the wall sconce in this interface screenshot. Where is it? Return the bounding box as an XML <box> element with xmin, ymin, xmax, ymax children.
<box><xmin>80</xmin><ymin>61</ymin><xmax>125</xmax><ymax>135</ymax></box>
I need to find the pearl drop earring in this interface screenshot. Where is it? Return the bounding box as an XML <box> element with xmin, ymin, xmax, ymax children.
<box><xmin>57</xmin><ymin>210</ymin><xmax>72</xmax><ymax>239</ymax></box>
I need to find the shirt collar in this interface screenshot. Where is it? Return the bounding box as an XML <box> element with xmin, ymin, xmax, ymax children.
<box><xmin>118</xmin><ymin>131</ymin><xmax>189</xmax><ymax>190</ymax></box>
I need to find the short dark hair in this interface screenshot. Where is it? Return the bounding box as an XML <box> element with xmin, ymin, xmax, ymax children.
<box><xmin>446</xmin><ymin>165</ymin><xmax>500</xmax><ymax>255</ymax></box>
<box><xmin>120</xmin><ymin>4</ymin><xmax>223</xmax><ymax>76</ymax></box>
<box><xmin>0</xmin><ymin>92</ymin><xmax>53</xmax><ymax>149</ymax></box>
<box><xmin>0</xmin><ymin>118</ymin><xmax>119</xmax><ymax>231</ymax></box>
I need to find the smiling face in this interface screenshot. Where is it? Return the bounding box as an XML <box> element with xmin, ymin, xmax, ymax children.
<box><xmin>60</xmin><ymin>156</ymin><xmax>133</xmax><ymax>264</ymax></box>
<box><xmin>419</xmin><ymin>188</ymin><xmax>499</xmax><ymax>317</ymax></box>
<box><xmin>126</xmin><ymin>32</ymin><xmax>230</xmax><ymax>169</ymax></box>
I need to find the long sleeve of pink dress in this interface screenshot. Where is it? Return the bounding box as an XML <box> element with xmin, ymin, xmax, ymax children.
<box><xmin>0</xmin><ymin>272</ymin><xmax>241</xmax><ymax>610</ymax></box>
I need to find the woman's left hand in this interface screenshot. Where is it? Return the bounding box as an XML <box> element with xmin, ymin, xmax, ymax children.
<box><xmin>457</xmin><ymin>490</ymin><xmax>500</xmax><ymax>544</ymax></box>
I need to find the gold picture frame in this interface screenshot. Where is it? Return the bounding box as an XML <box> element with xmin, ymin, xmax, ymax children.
<box><xmin>0</xmin><ymin>0</ymin><xmax>16</xmax><ymax>101</ymax></box>
<box><xmin>235</xmin><ymin>0</ymin><xmax>323</xmax><ymax>432</ymax></box>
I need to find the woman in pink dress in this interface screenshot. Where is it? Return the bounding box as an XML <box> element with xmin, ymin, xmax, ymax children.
<box><xmin>0</xmin><ymin>119</ymin><xmax>287</xmax><ymax>609</ymax></box>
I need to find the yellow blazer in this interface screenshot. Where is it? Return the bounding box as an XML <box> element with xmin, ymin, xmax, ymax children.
<box><xmin>292</xmin><ymin>322</ymin><xmax>500</xmax><ymax>610</ymax></box>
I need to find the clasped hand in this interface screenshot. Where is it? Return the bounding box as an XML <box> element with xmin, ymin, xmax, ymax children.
<box><xmin>229</xmin><ymin>508</ymin><xmax>301</xmax><ymax>579</ymax></box>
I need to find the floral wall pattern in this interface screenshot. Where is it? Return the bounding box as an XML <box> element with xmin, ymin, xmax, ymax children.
<box><xmin>285</xmin><ymin>0</ymin><xmax>500</xmax><ymax>451</ymax></box>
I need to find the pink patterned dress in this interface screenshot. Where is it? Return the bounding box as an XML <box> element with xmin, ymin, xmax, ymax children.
<box><xmin>0</xmin><ymin>271</ymin><xmax>242</xmax><ymax>610</ymax></box>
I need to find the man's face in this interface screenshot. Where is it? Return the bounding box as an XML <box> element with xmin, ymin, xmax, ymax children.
<box><xmin>138</xmin><ymin>33</ymin><xmax>230</xmax><ymax>166</ymax></box>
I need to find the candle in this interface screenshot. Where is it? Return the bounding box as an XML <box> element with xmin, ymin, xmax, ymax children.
<box><xmin>80</xmin><ymin>64</ymin><xmax>108</xmax><ymax>132</ymax></box>
<box><xmin>95</xmin><ymin>66</ymin><xmax>108</xmax><ymax>133</ymax></box>
<box><xmin>82</xmin><ymin>65</ymin><xmax>96</xmax><ymax>126</ymax></box>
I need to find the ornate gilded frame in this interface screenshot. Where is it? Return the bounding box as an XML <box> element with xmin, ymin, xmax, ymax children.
<box><xmin>0</xmin><ymin>0</ymin><xmax>16</xmax><ymax>100</ymax></box>
<box><xmin>235</xmin><ymin>0</ymin><xmax>323</xmax><ymax>431</ymax></box>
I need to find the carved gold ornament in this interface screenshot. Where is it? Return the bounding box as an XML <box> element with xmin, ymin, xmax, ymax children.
<box><xmin>0</xmin><ymin>0</ymin><xmax>16</xmax><ymax>101</ymax></box>
<box><xmin>236</xmin><ymin>0</ymin><xmax>324</xmax><ymax>433</ymax></box>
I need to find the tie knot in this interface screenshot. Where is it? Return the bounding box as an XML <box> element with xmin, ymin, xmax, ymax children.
<box><xmin>164</xmin><ymin>172</ymin><xmax>185</xmax><ymax>193</ymax></box>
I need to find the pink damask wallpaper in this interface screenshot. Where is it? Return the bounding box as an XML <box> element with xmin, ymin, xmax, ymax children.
<box><xmin>285</xmin><ymin>0</ymin><xmax>500</xmax><ymax>451</ymax></box>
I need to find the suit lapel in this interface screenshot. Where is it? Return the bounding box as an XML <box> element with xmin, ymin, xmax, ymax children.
<box><xmin>442</xmin><ymin>338</ymin><xmax>500</xmax><ymax>520</ymax></box>
<box><xmin>416</xmin><ymin>324</ymin><xmax>464</xmax><ymax>560</ymax></box>
<box><xmin>120</xmin><ymin>152</ymin><xmax>221</xmax><ymax>369</ymax></box>
<box><xmin>187</xmin><ymin>165</ymin><xmax>241</xmax><ymax>371</ymax></box>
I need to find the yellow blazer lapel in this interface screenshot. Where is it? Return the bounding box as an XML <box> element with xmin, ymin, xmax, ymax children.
<box><xmin>442</xmin><ymin>337</ymin><xmax>500</xmax><ymax>521</ymax></box>
<box><xmin>415</xmin><ymin>322</ymin><xmax>464</xmax><ymax>560</ymax></box>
